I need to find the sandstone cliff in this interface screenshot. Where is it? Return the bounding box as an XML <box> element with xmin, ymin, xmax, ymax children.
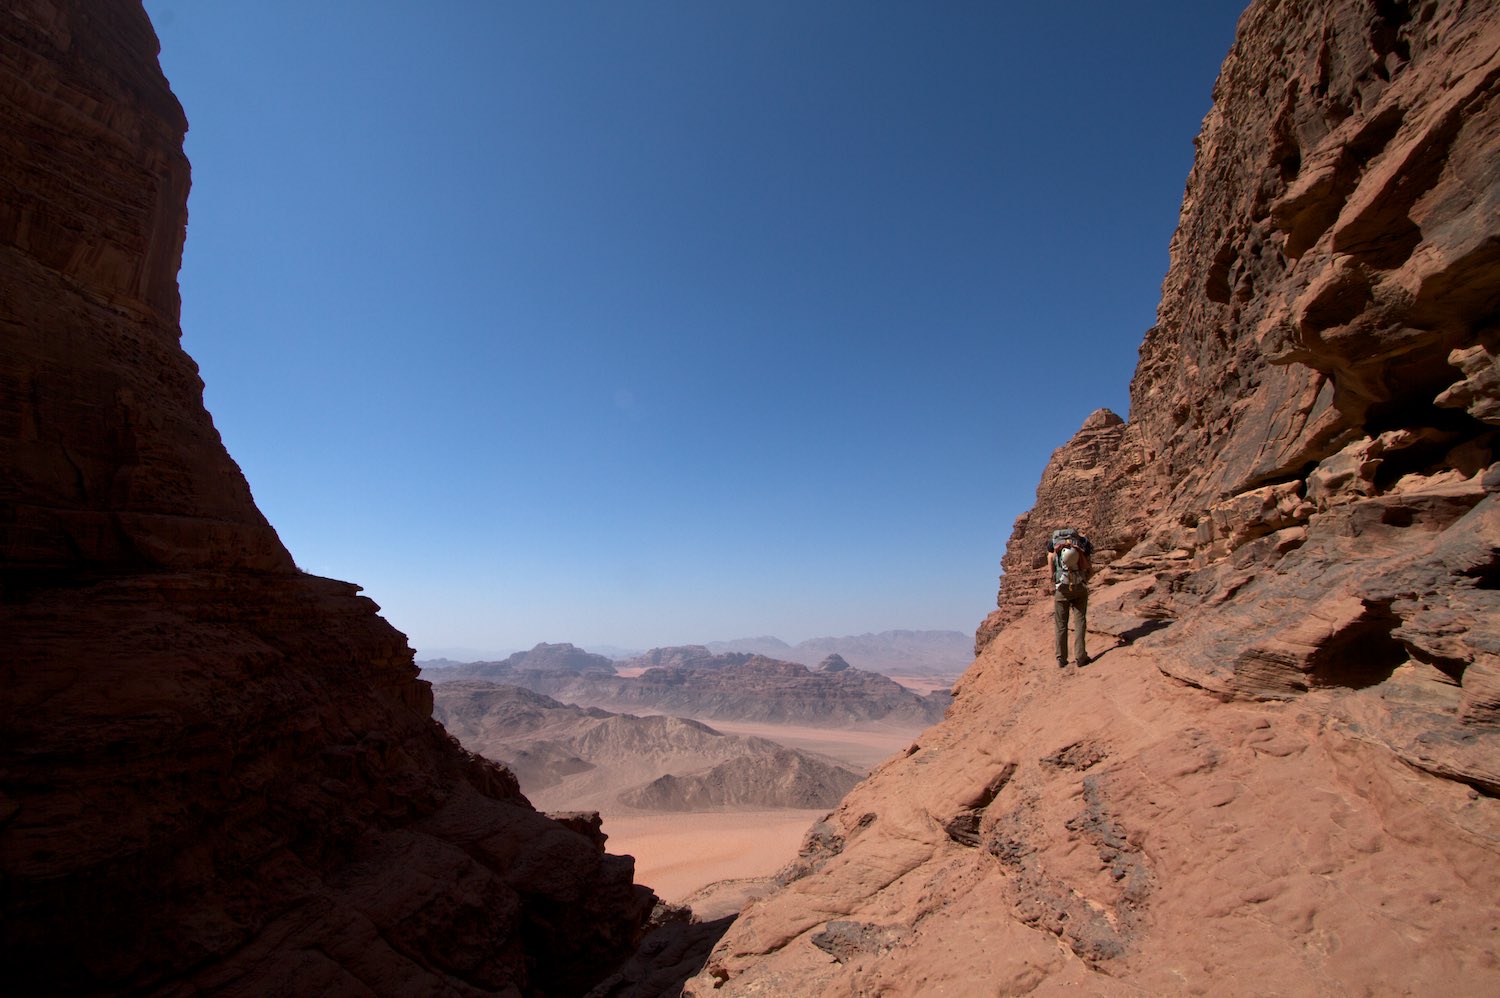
<box><xmin>692</xmin><ymin>0</ymin><xmax>1500</xmax><ymax>993</ymax></box>
<box><xmin>0</xmin><ymin>3</ymin><xmax>654</xmax><ymax>994</ymax></box>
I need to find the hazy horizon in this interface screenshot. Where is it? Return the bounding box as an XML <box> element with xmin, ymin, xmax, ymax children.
<box><xmin>144</xmin><ymin>1</ymin><xmax>1246</xmax><ymax>651</ymax></box>
<box><xmin>415</xmin><ymin>624</ymin><xmax>975</xmax><ymax>664</ymax></box>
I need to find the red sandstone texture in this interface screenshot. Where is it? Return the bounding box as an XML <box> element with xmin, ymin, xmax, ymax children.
<box><xmin>694</xmin><ymin>0</ymin><xmax>1500</xmax><ymax>993</ymax></box>
<box><xmin>0</xmin><ymin>3</ymin><xmax>653</xmax><ymax>994</ymax></box>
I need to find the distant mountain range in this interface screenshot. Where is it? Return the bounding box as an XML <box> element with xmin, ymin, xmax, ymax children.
<box><xmin>431</xmin><ymin>682</ymin><xmax>862</xmax><ymax>812</ymax></box>
<box><xmin>420</xmin><ymin>643</ymin><xmax>951</xmax><ymax>728</ymax></box>
<box><xmin>420</xmin><ymin>642</ymin><xmax>613</xmax><ymax>679</ymax></box>
<box><xmin>704</xmin><ymin>630</ymin><xmax>973</xmax><ymax>676</ymax></box>
<box><xmin>420</xmin><ymin>629</ymin><xmax>973</xmax><ymax>678</ymax></box>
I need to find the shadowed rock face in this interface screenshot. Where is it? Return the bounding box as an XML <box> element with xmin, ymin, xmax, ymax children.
<box><xmin>695</xmin><ymin>1</ymin><xmax>1500</xmax><ymax>993</ymax></box>
<box><xmin>0</xmin><ymin>3</ymin><xmax>653</xmax><ymax>994</ymax></box>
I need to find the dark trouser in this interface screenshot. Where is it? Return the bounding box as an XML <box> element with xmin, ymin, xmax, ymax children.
<box><xmin>1054</xmin><ymin>584</ymin><xmax>1089</xmax><ymax>665</ymax></box>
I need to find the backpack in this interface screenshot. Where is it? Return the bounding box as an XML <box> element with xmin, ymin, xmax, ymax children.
<box><xmin>1051</xmin><ymin>528</ymin><xmax>1091</xmax><ymax>588</ymax></box>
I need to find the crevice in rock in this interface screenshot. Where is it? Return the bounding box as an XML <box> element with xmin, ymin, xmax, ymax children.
<box><xmin>945</xmin><ymin>764</ymin><xmax>1017</xmax><ymax>847</ymax></box>
<box><xmin>1366</xmin><ymin>388</ymin><xmax>1476</xmax><ymax>436</ymax></box>
<box><xmin>1207</xmin><ymin>238</ymin><xmax>1238</xmax><ymax>304</ymax></box>
<box><xmin>1308</xmin><ymin>599</ymin><xmax>1407</xmax><ymax>690</ymax></box>
<box><xmin>1366</xmin><ymin>425</ymin><xmax>1475</xmax><ymax>492</ymax></box>
<box><xmin>1368</xmin><ymin>0</ymin><xmax>1415</xmax><ymax>77</ymax></box>
<box><xmin>1397</xmin><ymin>755</ymin><xmax>1500</xmax><ymax>799</ymax></box>
<box><xmin>1463</xmin><ymin>554</ymin><xmax>1500</xmax><ymax>591</ymax></box>
<box><xmin>1407</xmin><ymin>645</ymin><xmax>1467</xmax><ymax>684</ymax></box>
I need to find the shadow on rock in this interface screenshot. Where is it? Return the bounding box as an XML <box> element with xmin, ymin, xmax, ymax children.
<box><xmin>587</xmin><ymin>904</ymin><xmax>736</xmax><ymax>998</ymax></box>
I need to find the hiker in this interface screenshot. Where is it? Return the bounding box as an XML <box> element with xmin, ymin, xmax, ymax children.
<box><xmin>1046</xmin><ymin>527</ymin><xmax>1094</xmax><ymax>668</ymax></box>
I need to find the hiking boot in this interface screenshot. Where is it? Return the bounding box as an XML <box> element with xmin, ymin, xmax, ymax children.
<box><xmin>1077</xmin><ymin>656</ymin><xmax>1091</xmax><ymax>668</ymax></box>
<box><xmin>1057</xmin><ymin>659</ymin><xmax>1068</xmax><ymax>669</ymax></box>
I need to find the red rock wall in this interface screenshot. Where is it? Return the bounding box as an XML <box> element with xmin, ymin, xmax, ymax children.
<box><xmin>696</xmin><ymin>0</ymin><xmax>1500</xmax><ymax>992</ymax></box>
<box><xmin>985</xmin><ymin>0</ymin><xmax>1500</xmax><ymax>715</ymax></box>
<box><xmin>0</xmin><ymin>2</ymin><xmax>292</xmax><ymax>573</ymax></box>
<box><xmin>0</xmin><ymin>3</ymin><xmax>654</xmax><ymax>993</ymax></box>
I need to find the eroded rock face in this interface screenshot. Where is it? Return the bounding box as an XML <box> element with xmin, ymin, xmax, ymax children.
<box><xmin>695</xmin><ymin>0</ymin><xmax>1500</xmax><ymax>992</ymax></box>
<box><xmin>0</xmin><ymin>3</ymin><xmax>653</xmax><ymax>993</ymax></box>
<box><xmin>976</xmin><ymin>0</ymin><xmax>1500</xmax><ymax>776</ymax></box>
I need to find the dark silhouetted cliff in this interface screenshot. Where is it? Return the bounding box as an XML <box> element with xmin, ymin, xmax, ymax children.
<box><xmin>0</xmin><ymin>4</ymin><xmax>654</xmax><ymax>993</ymax></box>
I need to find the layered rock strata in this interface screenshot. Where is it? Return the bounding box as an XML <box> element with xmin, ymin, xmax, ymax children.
<box><xmin>693</xmin><ymin>0</ymin><xmax>1500</xmax><ymax>993</ymax></box>
<box><xmin>0</xmin><ymin>3</ymin><xmax>653</xmax><ymax>993</ymax></box>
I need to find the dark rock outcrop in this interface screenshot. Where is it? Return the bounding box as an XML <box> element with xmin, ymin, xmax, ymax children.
<box><xmin>0</xmin><ymin>3</ymin><xmax>653</xmax><ymax>994</ymax></box>
<box><xmin>695</xmin><ymin>1</ymin><xmax>1500</xmax><ymax>993</ymax></box>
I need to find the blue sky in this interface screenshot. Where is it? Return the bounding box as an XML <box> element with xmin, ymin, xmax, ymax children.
<box><xmin>142</xmin><ymin>1</ymin><xmax>1246</xmax><ymax>657</ymax></box>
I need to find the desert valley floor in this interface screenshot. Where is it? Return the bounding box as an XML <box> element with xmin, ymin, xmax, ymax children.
<box><xmin>565</xmin><ymin>720</ymin><xmax>923</xmax><ymax>912</ymax></box>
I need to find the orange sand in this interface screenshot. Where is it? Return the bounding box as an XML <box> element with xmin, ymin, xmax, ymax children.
<box><xmin>595</xmin><ymin>721</ymin><xmax>925</xmax><ymax>911</ymax></box>
<box><xmin>886</xmin><ymin>673</ymin><xmax>960</xmax><ymax>695</ymax></box>
<box><xmin>604</xmin><ymin>809</ymin><xmax>826</xmax><ymax>906</ymax></box>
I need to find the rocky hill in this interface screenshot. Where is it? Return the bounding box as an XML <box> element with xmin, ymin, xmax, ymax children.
<box><xmin>0</xmin><ymin>4</ymin><xmax>654</xmax><ymax>994</ymax></box>
<box><xmin>421</xmin><ymin>641</ymin><xmax>618</xmax><ymax>680</ymax></box>
<box><xmin>619</xmin><ymin>748</ymin><xmax>858</xmax><ymax>811</ymax></box>
<box><xmin>432</xmin><ymin>682</ymin><xmax>862</xmax><ymax>812</ymax></box>
<box><xmin>692</xmin><ymin>0</ymin><xmax>1500</xmax><ymax>993</ymax></box>
<box><xmin>432</xmin><ymin>646</ymin><xmax>950</xmax><ymax>727</ymax></box>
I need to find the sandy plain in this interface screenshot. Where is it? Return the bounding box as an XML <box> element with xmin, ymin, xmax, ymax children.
<box><xmin>886</xmin><ymin>673</ymin><xmax>959</xmax><ymax>695</ymax></box>
<box><xmin>597</xmin><ymin>719</ymin><xmax>923</xmax><ymax>912</ymax></box>
<box><xmin>605</xmin><ymin>809</ymin><xmax>826</xmax><ymax>914</ymax></box>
